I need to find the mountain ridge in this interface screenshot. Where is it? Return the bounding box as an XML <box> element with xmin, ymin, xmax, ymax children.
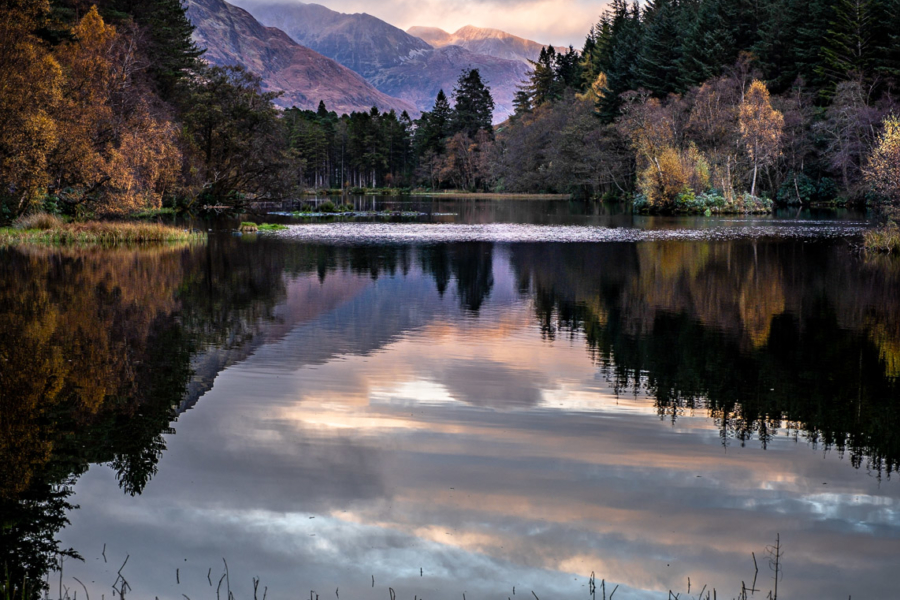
<box><xmin>408</xmin><ymin>24</ymin><xmax>545</xmax><ymax>64</ymax></box>
<box><xmin>231</xmin><ymin>1</ymin><xmax>532</xmax><ymax>121</ymax></box>
<box><xmin>185</xmin><ymin>0</ymin><xmax>418</xmax><ymax>115</ymax></box>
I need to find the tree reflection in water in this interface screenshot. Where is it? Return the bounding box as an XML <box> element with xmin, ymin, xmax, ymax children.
<box><xmin>1</xmin><ymin>236</ymin><xmax>898</xmax><ymax>596</ymax></box>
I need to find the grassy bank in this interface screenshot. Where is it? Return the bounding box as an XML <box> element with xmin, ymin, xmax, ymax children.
<box><xmin>633</xmin><ymin>192</ymin><xmax>774</xmax><ymax>215</ymax></box>
<box><xmin>0</xmin><ymin>214</ymin><xmax>203</xmax><ymax>246</ymax></box>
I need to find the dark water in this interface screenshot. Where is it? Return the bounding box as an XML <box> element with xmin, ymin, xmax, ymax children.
<box><xmin>2</xmin><ymin>200</ymin><xmax>898</xmax><ymax>600</ymax></box>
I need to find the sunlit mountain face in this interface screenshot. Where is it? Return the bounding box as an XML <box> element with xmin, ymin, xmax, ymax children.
<box><xmin>2</xmin><ymin>203</ymin><xmax>899</xmax><ymax>600</ymax></box>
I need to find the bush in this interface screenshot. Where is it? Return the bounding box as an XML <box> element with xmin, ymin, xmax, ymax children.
<box><xmin>14</xmin><ymin>212</ymin><xmax>64</xmax><ymax>230</ymax></box>
<box><xmin>239</xmin><ymin>222</ymin><xmax>258</xmax><ymax>232</ymax></box>
<box><xmin>317</xmin><ymin>201</ymin><xmax>337</xmax><ymax>213</ymax></box>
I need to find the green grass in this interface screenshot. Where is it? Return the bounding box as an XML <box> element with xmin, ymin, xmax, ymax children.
<box><xmin>131</xmin><ymin>207</ymin><xmax>177</xmax><ymax>219</ymax></box>
<box><xmin>864</xmin><ymin>221</ymin><xmax>900</xmax><ymax>254</ymax></box>
<box><xmin>257</xmin><ymin>223</ymin><xmax>288</xmax><ymax>231</ymax></box>
<box><xmin>0</xmin><ymin>221</ymin><xmax>203</xmax><ymax>246</ymax></box>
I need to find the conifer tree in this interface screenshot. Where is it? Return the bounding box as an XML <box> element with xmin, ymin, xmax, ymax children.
<box><xmin>112</xmin><ymin>0</ymin><xmax>204</xmax><ymax>99</ymax></box>
<box><xmin>528</xmin><ymin>46</ymin><xmax>558</xmax><ymax>106</ymax></box>
<box><xmin>679</xmin><ymin>0</ymin><xmax>738</xmax><ymax>86</ymax></box>
<box><xmin>596</xmin><ymin>0</ymin><xmax>644</xmax><ymax>122</ymax></box>
<box><xmin>451</xmin><ymin>69</ymin><xmax>495</xmax><ymax>138</ymax></box>
<box><xmin>818</xmin><ymin>0</ymin><xmax>889</xmax><ymax>89</ymax></box>
<box><xmin>636</xmin><ymin>0</ymin><xmax>685</xmax><ymax>96</ymax></box>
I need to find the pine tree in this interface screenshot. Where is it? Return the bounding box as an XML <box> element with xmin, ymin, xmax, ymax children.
<box><xmin>636</xmin><ymin>0</ymin><xmax>685</xmax><ymax>96</ymax></box>
<box><xmin>528</xmin><ymin>46</ymin><xmax>558</xmax><ymax>106</ymax></box>
<box><xmin>114</xmin><ymin>0</ymin><xmax>204</xmax><ymax>99</ymax></box>
<box><xmin>818</xmin><ymin>0</ymin><xmax>890</xmax><ymax>90</ymax></box>
<box><xmin>679</xmin><ymin>0</ymin><xmax>738</xmax><ymax>86</ymax></box>
<box><xmin>597</xmin><ymin>0</ymin><xmax>644</xmax><ymax>122</ymax></box>
<box><xmin>451</xmin><ymin>69</ymin><xmax>495</xmax><ymax>138</ymax></box>
<box><xmin>415</xmin><ymin>89</ymin><xmax>453</xmax><ymax>155</ymax></box>
<box><xmin>754</xmin><ymin>0</ymin><xmax>806</xmax><ymax>93</ymax></box>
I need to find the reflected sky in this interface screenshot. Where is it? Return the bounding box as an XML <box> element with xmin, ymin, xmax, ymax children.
<box><xmin>54</xmin><ymin>241</ymin><xmax>900</xmax><ymax>600</ymax></box>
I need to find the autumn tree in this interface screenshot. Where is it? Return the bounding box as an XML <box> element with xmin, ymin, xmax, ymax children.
<box><xmin>864</xmin><ymin>115</ymin><xmax>900</xmax><ymax>202</ymax></box>
<box><xmin>0</xmin><ymin>0</ymin><xmax>62</xmax><ymax>218</ymax></box>
<box><xmin>50</xmin><ymin>6</ymin><xmax>181</xmax><ymax>214</ymax></box>
<box><xmin>739</xmin><ymin>80</ymin><xmax>784</xmax><ymax>197</ymax></box>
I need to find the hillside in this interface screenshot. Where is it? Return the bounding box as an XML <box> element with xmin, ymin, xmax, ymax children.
<box><xmin>368</xmin><ymin>45</ymin><xmax>532</xmax><ymax>121</ymax></box>
<box><xmin>185</xmin><ymin>0</ymin><xmax>417</xmax><ymax>115</ymax></box>
<box><xmin>232</xmin><ymin>1</ymin><xmax>432</xmax><ymax>79</ymax></box>
<box><xmin>233</xmin><ymin>1</ymin><xmax>530</xmax><ymax>121</ymax></box>
<box><xmin>408</xmin><ymin>25</ymin><xmax>545</xmax><ymax>64</ymax></box>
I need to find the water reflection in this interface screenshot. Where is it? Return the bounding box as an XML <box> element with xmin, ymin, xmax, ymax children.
<box><xmin>1</xmin><ymin>232</ymin><xmax>899</xmax><ymax>600</ymax></box>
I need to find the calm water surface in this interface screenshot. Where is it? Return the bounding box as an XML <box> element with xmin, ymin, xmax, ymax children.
<box><xmin>2</xmin><ymin>200</ymin><xmax>898</xmax><ymax>600</ymax></box>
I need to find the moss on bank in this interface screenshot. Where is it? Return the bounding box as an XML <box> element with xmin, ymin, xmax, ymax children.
<box><xmin>0</xmin><ymin>219</ymin><xmax>203</xmax><ymax>246</ymax></box>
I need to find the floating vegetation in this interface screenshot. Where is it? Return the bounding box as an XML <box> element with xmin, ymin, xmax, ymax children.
<box><xmin>257</xmin><ymin>223</ymin><xmax>288</xmax><ymax>231</ymax></box>
<box><xmin>239</xmin><ymin>222</ymin><xmax>259</xmax><ymax>232</ymax></box>
<box><xmin>0</xmin><ymin>219</ymin><xmax>203</xmax><ymax>246</ymax></box>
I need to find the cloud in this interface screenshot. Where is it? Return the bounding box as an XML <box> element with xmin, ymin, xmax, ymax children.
<box><xmin>244</xmin><ymin>0</ymin><xmax>608</xmax><ymax>47</ymax></box>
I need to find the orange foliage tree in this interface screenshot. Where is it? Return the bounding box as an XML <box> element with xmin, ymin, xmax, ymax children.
<box><xmin>739</xmin><ymin>80</ymin><xmax>784</xmax><ymax>197</ymax></box>
<box><xmin>0</xmin><ymin>0</ymin><xmax>63</xmax><ymax>215</ymax></box>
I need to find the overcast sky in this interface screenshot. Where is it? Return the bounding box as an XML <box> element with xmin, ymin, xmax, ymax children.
<box><xmin>271</xmin><ymin>0</ymin><xmax>607</xmax><ymax>47</ymax></box>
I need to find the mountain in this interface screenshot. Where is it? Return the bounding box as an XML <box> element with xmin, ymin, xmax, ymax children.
<box><xmin>184</xmin><ymin>0</ymin><xmax>417</xmax><ymax>115</ymax></box>
<box><xmin>231</xmin><ymin>1</ymin><xmax>531</xmax><ymax>121</ymax></box>
<box><xmin>368</xmin><ymin>45</ymin><xmax>532</xmax><ymax>121</ymax></box>
<box><xmin>408</xmin><ymin>25</ymin><xmax>545</xmax><ymax>64</ymax></box>
<box><xmin>230</xmin><ymin>1</ymin><xmax>432</xmax><ymax>79</ymax></box>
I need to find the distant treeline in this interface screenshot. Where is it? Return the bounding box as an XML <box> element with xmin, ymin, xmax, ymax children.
<box><xmin>2</xmin><ymin>0</ymin><xmax>900</xmax><ymax>220</ymax></box>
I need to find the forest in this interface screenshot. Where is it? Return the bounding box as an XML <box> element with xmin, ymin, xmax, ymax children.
<box><xmin>2</xmin><ymin>0</ymin><xmax>900</xmax><ymax>219</ymax></box>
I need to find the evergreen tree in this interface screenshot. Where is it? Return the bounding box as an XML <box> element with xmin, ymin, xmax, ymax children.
<box><xmin>554</xmin><ymin>46</ymin><xmax>583</xmax><ymax>91</ymax></box>
<box><xmin>679</xmin><ymin>0</ymin><xmax>738</xmax><ymax>86</ymax></box>
<box><xmin>754</xmin><ymin>0</ymin><xmax>806</xmax><ymax>93</ymax></box>
<box><xmin>818</xmin><ymin>0</ymin><xmax>890</xmax><ymax>90</ymax></box>
<box><xmin>597</xmin><ymin>0</ymin><xmax>644</xmax><ymax>122</ymax></box>
<box><xmin>416</xmin><ymin>89</ymin><xmax>453</xmax><ymax>155</ymax></box>
<box><xmin>636</xmin><ymin>0</ymin><xmax>685</xmax><ymax>96</ymax></box>
<box><xmin>451</xmin><ymin>69</ymin><xmax>495</xmax><ymax>138</ymax></box>
<box><xmin>111</xmin><ymin>0</ymin><xmax>204</xmax><ymax>99</ymax></box>
<box><xmin>528</xmin><ymin>46</ymin><xmax>559</xmax><ymax>106</ymax></box>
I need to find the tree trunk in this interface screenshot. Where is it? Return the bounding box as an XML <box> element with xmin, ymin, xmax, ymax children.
<box><xmin>751</xmin><ymin>163</ymin><xmax>758</xmax><ymax>197</ymax></box>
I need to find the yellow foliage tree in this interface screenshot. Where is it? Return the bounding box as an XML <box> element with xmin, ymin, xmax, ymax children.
<box><xmin>0</xmin><ymin>0</ymin><xmax>63</xmax><ymax>214</ymax></box>
<box><xmin>50</xmin><ymin>6</ymin><xmax>181</xmax><ymax>214</ymax></box>
<box><xmin>637</xmin><ymin>144</ymin><xmax>711</xmax><ymax>207</ymax></box>
<box><xmin>739</xmin><ymin>80</ymin><xmax>784</xmax><ymax>197</ymax></box>
<box><xmin>864</xmin><ymin>115</ymin><xmax>900</xmax><ymax>203</ymax></box>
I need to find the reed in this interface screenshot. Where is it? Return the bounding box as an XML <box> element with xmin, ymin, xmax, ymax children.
<box><xmin>0</xmin><ymin>218</ymin><xmax>203</xmax><ymax>246</ymax></box>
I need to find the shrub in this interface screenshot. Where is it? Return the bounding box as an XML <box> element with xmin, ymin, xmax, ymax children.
<box><xmin>14</xmin><ymin>212</ymin><xmax>64</xmax><ymax>230</ymax></box>
<box><xmin>317</xmin><ymin>201</ymin><xmax>337</xmax><ymax>213</ymax></box>
<box><xmin>637</xmin><ymin>144</ymin><xmax>710</xmax><ymax>208</ymax></box>
<box><xmin>239</xmin><ymin>222</ymin><xmax>258</xmax><ymax>232</ymax></box>
<box><xmin>257</xmin><ymin>223</ymin><xmax>287</xmax><ymax>231</ymax></box>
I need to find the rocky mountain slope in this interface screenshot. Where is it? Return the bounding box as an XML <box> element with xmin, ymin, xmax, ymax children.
<box><xmin>368</xmin><ymin>45</ymin><xmax>532</xmax><ymax>121</ymax></box>
<box><xmin>231</xmin><ymin>1</ymin><xmax>432</xmax><ymax>79</ymax></box>
<box><xmin>185</xmin><ymin>0</ymin><xmax>417</xmax><ymax>115</ymax></box>
<box><xmin>408</xmin><ymin>25</ymin><xmax>545</xmax><ymax>64</ymax></box>
<box><xmin>231</xmin><ymin>1</ymin><xmax>531</xmax><ymax>121</ymax></box>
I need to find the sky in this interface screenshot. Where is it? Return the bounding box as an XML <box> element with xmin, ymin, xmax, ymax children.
<box><xmin>282</xmin><ymin>0</ymin><xmax>606</xmax><ymax>47</ymax></box>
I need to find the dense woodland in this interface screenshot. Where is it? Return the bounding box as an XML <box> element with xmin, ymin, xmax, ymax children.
<box><xmin>2</xmin><ymin>0</ymin><xmax>900</xmax><ymax>219</ymax></box>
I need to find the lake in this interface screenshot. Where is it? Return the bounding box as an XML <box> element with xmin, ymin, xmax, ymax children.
<box><xmin>2</xmin><ymin>199</ymin><xmax>898</xmax><ymax>600</ymax></box>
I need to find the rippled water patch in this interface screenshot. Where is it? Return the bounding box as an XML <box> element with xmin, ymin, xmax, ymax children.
<box><xmin>272</xmin><ymin>222</ymin><xmax>869</xmax><ymax>244</ymax></box>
